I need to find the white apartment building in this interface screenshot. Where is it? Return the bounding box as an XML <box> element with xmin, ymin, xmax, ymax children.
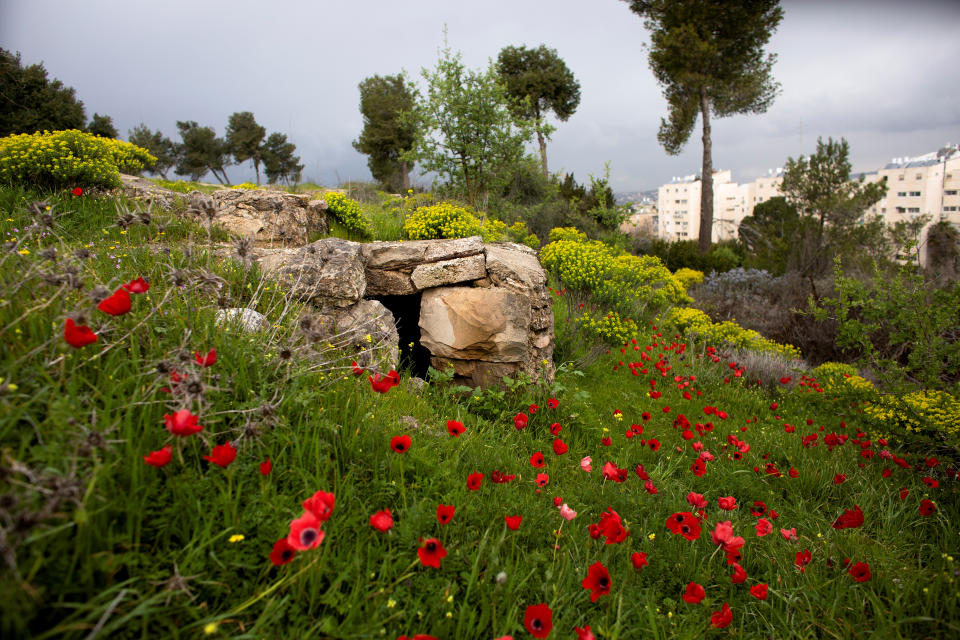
<box><xmin>656</xmin><ymin>145</ymin><xmax>960</xmax><ymax>263</ymax></box>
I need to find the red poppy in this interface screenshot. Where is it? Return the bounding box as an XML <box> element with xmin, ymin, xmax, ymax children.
<box><xmin>505</xmin><ymin>515</ymin><xmax>522</xmax><ymax>530</ymax></box>
<box><xmin>795</xmin><ymin>549</ymin><xmax>812</xmax><ymax>572</ymax></box>
<box><xmin>390</xmin><ymin>434</ymin><xmax>411</xmax><ymax>453</ymax></box>
<box><xmin>682</xmin><ymin>581</ymin><xmax>705</xmax><ymax>604</ymax></box>
<box><xmin>466</xmin><ymin>471</ymin><xmax>483</xmax><ymax>491</ymax></box>
<box><xmin>711</xmin><ymin>521</ymin><xmax>744</xmax><ymax>553</ymax></box>
<box><xmin>779</xmin><ymin>376</ymin><xmax>791</xmax><ymax>384</ymax></box>
<box><xmin>833</xmin><ymin>473</ymin><xmax>846</xmax><ymax>485</ymax></box>
<box><xmin>755</xmin><ymin>518</ymin><xmax>773</xmax><ymax>537</ymax></box>
<box><xmin>446</xmin><ymin>420</ymin><xmax>465</xmax><ymax>436</ymax></box>
<box><xmin>552</xmin><ymin>439</ymin><xmax>568</xmax><ymax>456</ymax></box>
<box><xmin>269</xmin><ymin>538</ymin><xmax>297</xmax><ymax>566</ymax></box>
<box><xmin>581</xmin><ymin>561</ymin><xmax>611</xmax><ymax>602</ymax></box>
<box><xmin>547</xmin><ymin>398</ymin><xmax>559</xmax><ymax>410</ymax></box>
<box><xmin>491</xmin><ymin>470</ymin><xmax>515</xmax><ymax>483</ymax></box>
<box><xmin>437</xmin><ymin>504</ymin><xmax>455</xmax><ymax>524</ymax></box>
<box><xmin>549</xmin><ymin>422</ymin><xmax>562</xmax><ymax>435</ymax></box>
<box><xmin>848</xmin><ymin>561</ymin><xmax>871</xmax><ymax>582</ymax></box>
<box><xmin>523</xmin><ymin>603</ymin><xmax>553</xmax><ymax>639</ymax></box>
<box><xmin>686</xmin><ymin>492</ymin><xmax>707</xmax><ymax>509</ymax></box>
<box><xmin>919</xmin><ymin>499</ymin><xmax>937</xmax><ymax>516</ymax></box>
<box><xmin>598</xmin><ymin>507</ymin><xmax>629</xmax><ymax>544</ymax></box>
<box><xmin>351</xmin><ymin>361</ymin><xmax>364</xmax><ymax>375</ymax></box>
<box><xmin>514</xmin><ymin>413</ymin><xmax>529</xmax><ymax>429</ymax></box>
<box><xmin>369</xmin><ymin>509</ymin><xmax>393</xmax><ymax>532</ymax></box>
<box><xmin>574</xmin><ymin>626</ymin><xmax>595</xmax><ymax>640</ymax></box>
<box><xmin>620</xmin><ymin>550</ymin><xmax>645</xmax><ymax>574</ymax></box>
<box><xmin>259</xmin><ymin>458</ymin><xmax>272</xmax><ymax>475</ymax></box>
<box><xmin>832</xmin><ymin>505</ymin><xmax>864</xmax><ymax>529</ymax></box>
<box><xmin>690</xmin><ymin>458</ymin><xmax>706</xmax><ymax>477</ymax></box>
<box><xmin>535</xmin><ymin>472</ymin><xmax>549</xmax><ymax>487</ymax></box>
<box><xmin>164</xmin><ymin>409</ymin><xmax>202</xmax><ymax>437</ymax></box>
<box><xmin>122</xmin><ymin>277</ymin><xmax>150</xmax><ymax>293</ymax></box>
<box><xmin>665</xmin><ymin>512</ymin><xmax>701</xmax><ymax>541</ymax></box>
<box><xmin>288</xmin><ymin>511</ymin><xmax>325</xmax><ymax>550</ymax></box>
<box><xmin>530</xmin><ymin>451</ymin><xmax>545</xmax><ymax>468</ymax></box>
<box><xmin>204</xmin><ymin>441</ymin><xmax>237</xmax><ymax>467</ymax></box>
<box><xmin>648</xmin><ymin>438</ymin><xmax>661</xmax><ymax>451</ymax></box>
<box><xmin>64</xmin><ymin>318</ymin><xmax>98</xmax><ymax>348</ymax></box>
<box><xmin>601</xmin><ymin>436</ymin><xmax>612</xmax><ymax>447</ymax></box>
<box><xmin>369</xmin><ymin>371</ymin><xmax>399</xmax><ymax>393</ymax></box>
<box><xmin>529</xmin><ymin>403</ymin><xmax>539</xmax><ymax>414</ymax></box>
<box><xmin>710</xmin><ymin>602</ymin><xmax>733</xmax><ymax>629</ymax></box>
<box><xmin>97</xmin><ymin>287</ymin><xmax>131</xmax><ymax>315</ymax></box>
<box><xmin>193</xmin><ymin>348</ymin><xmax>216</xmax><ymax>367</ymax></box>
<box><xmin>750</xmin><ymin>500</ymin><xmax>767</xmax><ymax>516</ymax></box>
<box><xmin>72</xmin><ymin>186</ymin><xmax>83</xmax><ymax>196</ymax></box>
<box><xmin>789</xmin><ymin>467</ymin><xmax>799</xmax><ymax>478</ymax></box>
<box><xmin>750</xmin><ymin>583</ymin><xmax>768</xmax><ymax>600</ymax></box>
<box><xmin>143</xmin><ymin>445</ymin><xmax>172</xmax><ymax>467</ymax></box>
<box><xmin>302</xmin><ymin>490</ymin><xmax>336</xmax><ymax>521</ymax></box>
<box><xmin>730</xmin><ymin>562</ymin><xmax>747</xmax><ymax>583</ymax></box>
<box><xmin>922</xmin><ymin>476</ymin><xmax>939</xmax><ymax>488</ymax></box>
<box><xmin>718</xmin><ymin>496</ymin><xmax>737</xmax><ymax>510</ymax></box>
<box><xmin>417</xmin><ymin>537</ymin><xmax>447</xmax><ymax>568</ymax></box>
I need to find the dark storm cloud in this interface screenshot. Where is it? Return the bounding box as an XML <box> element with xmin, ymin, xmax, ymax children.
<box><xmin>2</xmin><ymin>0</ymin><xmax>957</xmax><ymax>191</ymax></box>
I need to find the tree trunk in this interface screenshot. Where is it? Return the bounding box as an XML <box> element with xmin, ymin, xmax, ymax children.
<box><xmin>537</xmin><ymin>126</ymin><xmax>548</xmax><ymax>177</ymax></box>
<box><xmin>254</xmin><ymin>160</ymin><xmax>261</xmax><ymax>186</ymax></box>
<box><xmin>698</xmin><ymin>86</ymin><xmax>713</xmax><ymax>254</ymax></box>
<box><xmin>400</xmin><ymin>160</ymin><xmax>410</xmax><ymax>191</ymax></box>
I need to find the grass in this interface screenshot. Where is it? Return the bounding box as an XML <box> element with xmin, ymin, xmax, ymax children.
<box><xmin>0</xmin><ymin>185</ymin><xmax>958</xmax><ymax>639</ymax></box>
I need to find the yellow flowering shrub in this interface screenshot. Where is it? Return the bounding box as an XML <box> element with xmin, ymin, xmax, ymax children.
<box><xmin>0</xmin><ymin>129</ymin><xmax>156</xmax><ymax>189</ymax></box>
<box><xmin>402</xmin><ymin>201</ymin><xmax>510</xmax><ymax>242</ymax></box>
<box><xmin>580</xmin><ymin>309</ymin><xmax>638</xmax><ymax>345</ymax></box>
<box><xmin>863</xmin><ymin>389</ymin><xmax>960</xmax><ymax>445</ymax></box>
<box><xmin>661</xmin><ymin>307</ymin><xmax>802</xmax><ymax>359</ymax></box>
<box><xmin>548</xmin><ymin>226</ymin><xmax>588</xmax><ymax>244</ymax></box>
<box><xmin>811</xmin><ymin>362</ymin><xmax>861</xmax><ymax>391</ymax></box>
<box><xmin>323</xmin><ymin>191</ymin><xmax>373</xmax><ymax>238</ymax></box>
<box><xmin>230</xmin><ymin>182</ymin><xmax>260</xmax><ymax>190</ymax></box>
<box><xmin>673</xmin><ymin>268</ymin><xmax>705</xmax><ymax>290</ymax></box>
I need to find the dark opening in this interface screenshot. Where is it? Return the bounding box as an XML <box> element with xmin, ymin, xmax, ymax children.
<box><xmin>372</xmin><ymin>293</ymin><xmax>432</xmax><ymax>378</ymax></box>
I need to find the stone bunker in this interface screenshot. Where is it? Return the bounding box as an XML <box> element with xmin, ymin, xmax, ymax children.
<box><xmin>254</xmin><ymin>236</ymin><xmax>554</xmax><ymax>388</ymax></box>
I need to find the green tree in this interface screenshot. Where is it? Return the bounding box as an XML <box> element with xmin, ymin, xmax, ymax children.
<box><xmin>128</xmin><ymin>123</ymin><xmax>177</xmax><ymax>179</ymax></box>
<box><xmin>0</xmin><ymin>48</ymin><xmax>86</xmax><ymax>136</ymax></box>
<box><xmin>353</xmin><ymin>74</ymin><xmax>419</xmax><ymax>192</ymax></box>
<box><xmin>409</xmin><ymin>41</ymin><xmax>533</xmax><ymax>206</ymax></box>
<box><xmin>262</xmin><ymin>132</ymin><xmax>303</xmax><ymax>185</ymax></box>
<box><xmin>780</xmin><ymin>137</ymin><xmax>888</xmax><ymax>277</ymax></box>
<box><xmin>496</xmin><ymin>44</ymin><xmax>581</xmax><ymax>177</ymax></box>
<box><xmin>226</xmin><ymin>111</ymin><xmax>266</xmax><ymax>185</ymax></box>
<box><xmin>738</xmin><ymin>196</ymin><xmax>800</xmax><ymax>274</ymax></box>
<box><xmin>623</xmin><ymin>0</ymin><xmax>783</xmax><ymax>253</ymax></box>
<box><xmin>86</xmin><ymin>113</ymin><xmax>117</xmax><ymax>138</ymax></box>
<box><xmin>175</xmin><ymin>121</ymin><xmax>232</xmax><ymax>184</ymax></box>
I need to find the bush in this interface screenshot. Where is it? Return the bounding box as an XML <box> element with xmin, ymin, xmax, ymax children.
<box><xmin>637</xmin><ymin>238</ymin><xmax>743</xmax><ymax>273</ymax></box>
<box><xmin>322</xmin><ymin>191</ymin><xmax>373</xmax><ymax>238</ymax></box>
<box><xmin>549</xmin><ymin>226</ymin><xmax>588</xmax><ymax>243</ymax></box>
<box><xmin>673</xmin><ymin>267</ymin><xmax>704</xmax><ymax>290</ymax></box>
<box><xmin>0</xmin><ymin>129</ymin><xmax>156</xmax><ymax>190</ymax></box>
<box><xmin>661</xmin><ymin>307</ymin><xmax>802</xmax><ymax>360</ymax></box>
<box><xmin>863</xmin><ymin>389</ymin><xmax>960</xmax><ymax>448</ymax></box>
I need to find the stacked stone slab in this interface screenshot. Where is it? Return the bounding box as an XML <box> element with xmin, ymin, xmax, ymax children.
<box><xmin>253</xmin><ymin>236</ymin><xmax>554</xmax><ymax>388</ymax></box>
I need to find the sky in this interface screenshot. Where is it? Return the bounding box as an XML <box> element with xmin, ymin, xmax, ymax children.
<box><xmin>2</xmin><ymin>0</ymin><xmax>959</xmax><ymax>193</ymax></box>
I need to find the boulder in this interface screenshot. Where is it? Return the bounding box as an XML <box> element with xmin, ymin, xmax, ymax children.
<box><xmin>215</xmin><ymin>308</ymin><xmax>269</xmax><ymax>333</ymax></box>
<box><xmin>197</xmin><ymin>189</ymin><xmax>328</xmax><ymax>245</ymax></box>
<box><xmin>362</xmin><ymin>236</ymin><xmax>485</xmax><ymax>295</ymax></box>
<box><xmin>310</xmin><ymin>299</ymin><xmax>399</xmax><ymax>372</ymax></box>
<box><xmin>119</xmin><ymin>173</ymin><xmax>184</xmax><ymax>211</ymax></box>
<box><xmin>256</xmin><ymin>238</ymin><xmax>365</xmax><ymax>307</ymax></box>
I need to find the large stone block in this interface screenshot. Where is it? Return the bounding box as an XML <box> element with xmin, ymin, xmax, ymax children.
<box><xmin>256</xmin><ymin>238</ymin><xmax>365</xmax><ymax>307</ymax></box>
<box><xmin>410</xmin><ymin>254</ymin><xmax>486</xmax><ymax>290</ymax></box>
<box><xmin>419</xmin><ymin>287</ymin><xmax>531</xmax><ymax>362</ymax></box>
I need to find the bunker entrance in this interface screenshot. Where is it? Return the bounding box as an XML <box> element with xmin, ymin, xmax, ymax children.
<box><xmin>372</xmin><ymin>293</ymin><xmax>432</xmax><ymax>378</ymax></box>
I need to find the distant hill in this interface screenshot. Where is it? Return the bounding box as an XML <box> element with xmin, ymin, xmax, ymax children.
<box><xmin>615</xmin><ymin>189</ymin><xmax>657</xmax><ymax>206</ymax></box>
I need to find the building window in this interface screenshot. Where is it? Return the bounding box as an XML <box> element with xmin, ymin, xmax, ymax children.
<box><xmin>908</xmin><ymin>191</ymin><xmax>920</xmax><ymax>197</ymax></box>
<box><xmin>881</xmin><ymin>208</ymin><xmax>886</xmax><ymax>213</ymax></box>
<box><xmin>946</xmin><ymin>190</ymin><xmax>958</xmax><ymax>196</ymax></box>
<box><xmin>897</xmin><ymin>191</ymin><xmax>907</xmax><ymax>197</ymax></box>
<box><xmin>944</xmin><ymin>206</ymin><xmax>958</xmax><ymax>212</ymax></box>
<box><xmin>907</xmin><ymin>207</ymin><xmax>920</xmax><ymax>213</ymax></box>
<box><xmin>896</xmin><ymin>207</ymin><xmax>906</xmax><ymax>213</ymax></box>
<box><xmin>898</xmin><ymin>175</ymin><xmax>905</xmax><ymax>180</ymax></box>
<box><xmin>915</xmin><ymin>174</ymin><xmax>922</xmax><ymax>180</ymax></box>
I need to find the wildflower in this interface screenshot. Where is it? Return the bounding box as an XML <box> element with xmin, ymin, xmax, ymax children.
<box><xmin>848</xmin><ymin>561</ymin><xmax>871</xmax><ymax>582</ymax></box>
<box><xmin>549</xmin><ymin>422</ymin><xmax>562</xmax><ymax>435</ymax></box>
<box><xmin>513</xmin><ymin>413</ymin><xmax>529</xmax><ymax>429</ymax></box>
<box><xmin>686</xmin><ymin>492</ymin><xmax>707</xmax><ymax>509</ymax></box>
<box><xmin>390</xmin><ymin>435</ymin><xmax>411</xmax><ymax>453</ymax></box>
<box><xmin>437</xmin><ymin>504</ymin><xmax>455</xmax><ymax>524</ymax></box>
<box><xmin>919</xmin><ymin>499</ymin><xmax>937</xmax><ymax>516</ymax></box>
<box><xmin>530</xmin><ymin>451</ymin><xmax>545</xmax><ymax>468</ymax></box>
<box><xmin>466</xmin><ymin>471</ymin><xmax>483</xmax><ymax>491</ymax></box>
<box><xmin>64</xmin><ymin>318</ymin><xmax>98</xmax><ymax>348</ymax></box>
<box><xmin>631</xmin><ymin>551</ymin><xmax>649</xmax><ymax>570</ymax></box>
<box><xmin>833</xmin><ymin>473</ymin><xmax>846</xmax><ymax>485</ymax></box>
<box><xmin>369</xmin><ymin>509</ymin><xmax>393</xmax><ymax>532</ymax></box>
<box><xmin>552</xmin><ymin>438</ymin><xmax>568</xmax><ymax>455</ymax></box>
<box><xmin>730</xmin><ymin>562</ymin><xmax>747</xmax><ymax>583</ymax></box>
<box><xmin>203</xmin><ymin>441</ymin><xmax>237</xmax><ymax>467</ymax></box>
<box><xmin>143</xmin><ymin>445</ymin><xmax>173</xmax><ymax>467</ymax></box>
<box><xmin>164</xmin><ymin>409</ymin><xmax>202</xmax><ymax>437</ymax></box>
<box><xmin>832</xmin><ymin>505</ymin><xmax>864</xmax><ymax>530</ymax></box>
<box><xmin>72</xmin><ymin>187</ymin><xmax>83</xmax><ymax>196</ymax></box>
<box><xmin>710</xmin><ymin>602</ymin><xmax>733</xmax><ymax>628</ymax></box>
<box><xmin>194</xmin><ymin>349</ymin><xmax>216</xmax><ymax>367</ymax></box>
<box><xmin>269</xmin><ymin>538</ymin><xmax>296</xmax><ymax>565</ymax></box>
<box><xmin>580</xmin><ymin>456</ymin><xmax>593</xmax><ymax>472</ymax></box>
<box><xmin>574</xmin><ymin>626</ymin><xmax>596</xmax><ymax>640</ymax></box>
<box><xmin>446</xmin><ymin>420</ymin><xmax>465</xmax><ymax>436</ymax></box>
<box><xmin>369</xmin><ymin>370</ymin><xmax>399</xmax><ymax>393</ymax></box>
<box><xmin>122</xmin><ymin>277</ymin><xmax>150</xmax><ymax>293</ymax></box>
<box><xmin>303</xmin><ymin>491</ymin><xmax>335</xmax><ymax>521</ymax></box>
<box><xmin>523</xmin><ymin>603</ymin><xmax>553</xmax><ymax>639</ymax></box>
<box><xmin>717</xmin><ymin>496</ymin><xmax>737</xmax><ymax>510</ymax></box>
<box><xmin>547</xmin><ymin>398</ymin><xmax>559</xmax><ymax>410</ymax></box>
<box><xmin>750</xmin><ymin>583</ymin><xmax>768</xmax><ymax>600</ymax></box>
<box><xmin>351</xmin><ymin>361</ymin><xmax>364</xmax><ymax>375</ymax></box>
<box><xmin>505</xmin><ymin>515</ymin><xmax>522</xmax><ymax>530</ymax></box>
<box><xmin>780</xmin><ymin>527</ymin><xmax>798</xmax><ymax>541</ymax></box>
<box><xmin>535</xmin><ymin>473</ymin><xmax>549</xmax><ymax>487</ymax></box>
<box><xmin>288</xmin><ymin>511</ymin><xmax>324</xmax><ymax>550</ymax></box>
<box><xmin>259</xmin><ymin>458</ymin><xmax>272</xmax><ymax>475</ymax></box>
<box><xmin>795</xmin><ymin>549</ymin><xmax>812</xmax><ymax>572</ymax></box>
<box><xmin>682</xmin><ymin>581</ymin><xmax>705</xmax><ymax>604</ymax></box>
<box><xmin>581</xmin><ymin>561</ymin><xmax>611</xmax><ymax>601</ymax></box>
<box><xmin>417</xmin><ymin>538</ymin><xmax>447</xmax><ymax>568</ymax></box>
<box><xmin>229</xmin><ymin>534</ymin><xmax>244</xmax><ymax>543</ymax></box>
<box><xmin>598</xmin><ymin>507</ymin><xmax>629</xmax><ymax>543</ymax></box>
<box><xmin>97</xmin><ymin>288</ymin><xmax>131</xmax><ymax>315</ymax></box>
<box><xmin>559</xmin><ymin>504</ymin><xmax>577</xmax><ymax>520</ymax></box>
<box><xmin>601</xmin><ymin>437</ymin><xmax>612</xmax><ymax>446</ymax></box>
<box><xmin>755</xmin><ymin>518</ymin><xmax>773</xmax><ymax>537</ymax></box>
<box><xmin>529</xmin><ymin>403</ymin><xmax>539</xmax><ymax>414</ymax></box>
<box><xmin>711</xmin><ymin>521</ymin><xmax>745</xmax><ymax>553</ymax></box>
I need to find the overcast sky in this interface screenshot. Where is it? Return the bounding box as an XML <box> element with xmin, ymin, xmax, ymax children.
<box><xmin>3</xmin><ymin>0</ymin><xmax>959</xmax><ymax>192</ymax></box>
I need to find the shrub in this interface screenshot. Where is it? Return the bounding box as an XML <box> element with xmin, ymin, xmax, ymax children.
<box><xmin>230</xmin><ymin>182</ymin><xmax>260</xmax><ymax>190</ymax></box>
<box><xmin>0</xmin><ymin>129</ymin><xmax>156</xmax><ymax>190</ymax></box>
<box><xmin>150</xmin><ymin>178</ymin><xmax>200</xmax><ymax>194</ymax></box>
<box><xmin>323</xmin><ymin>191</ymin><xmax>373</xmax><ymax>238</ymax></box>
<box><xmin>673</xmin><ymin>267</ymin><xmax>704</xmax><ymax>290</ymax></box>
<box><xmin>810</xmin><ymin>362</ymin><xmax>861</xmax><ymax>391</ymax></box>
<box><xmin>401</xmin><ymin>201</ymin><xmax>499</xmax><ymax>242</ymax></box>
<box><xmin>863</xmin><ymin>389</ymin><xmax>960</xmax><ymax>448</ymax></box>
<box><xmin>548</xmin><ymin>226</ymin><xmax>588</xmax><ymax>244</ymax></box>
<box><xmin>661</xmin><ymin>307</ymin><xmax>802</xmax><ymax>360</ymax></box>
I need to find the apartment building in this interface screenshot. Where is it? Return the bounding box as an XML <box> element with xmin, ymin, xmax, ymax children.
<box><xmin>656</xmin><ymin>145</ymin><xmax>960</xmax><ymax>263</ymax></box>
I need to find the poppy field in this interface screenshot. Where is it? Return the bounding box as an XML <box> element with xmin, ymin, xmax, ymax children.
<box><xmin>1</xmin><ymin>187</ymin><xmax>958</xmax><ymax>640</ymax></box>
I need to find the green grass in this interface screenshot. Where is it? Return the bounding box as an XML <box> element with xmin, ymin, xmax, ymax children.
<box><xmin>1</xmin><ymin>186</ymin><xmax>958</xmax><ymax>639</ymax></box>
